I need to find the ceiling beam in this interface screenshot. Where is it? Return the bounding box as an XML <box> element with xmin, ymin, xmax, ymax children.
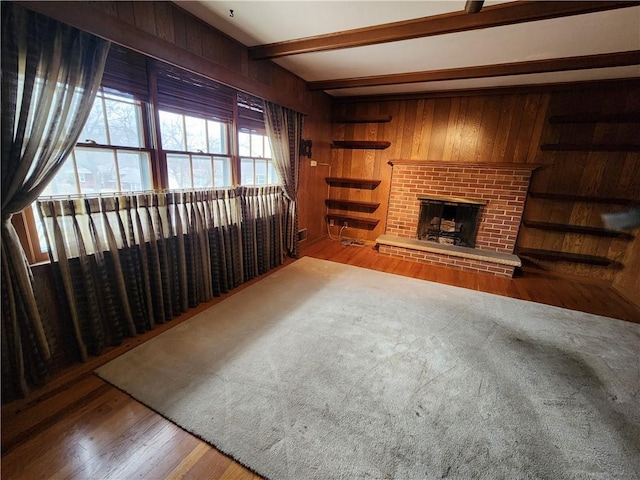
<box><xmin>249</xmin><ymin>1</ymin><xmax>639</xmax><ymax>60</ymax></box>
<box><xmin>331</xmin><ymin>79</ymin><xmax>640</xmax><ymax>103</ymax></box>
<box><xmin>308</xmin><ymin>51</ymin><xmax>640</xmax><ymax>91</ymax></box>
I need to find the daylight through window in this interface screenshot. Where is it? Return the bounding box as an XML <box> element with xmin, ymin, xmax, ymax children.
<box><xmin>39</xmin><ymin>88</ymin><xmax>152</xmax><ymax>197</ymax></box>
<box><xmin>25</xmin><ymin>47</ymin><xmax>280</xmax><ymax>263</ymax></box>
<box><xmin>239</xmin><ymin>130</ymin><xmax>279</xmax><ymax>186</ymax></box>
<box><xmin>159</xmin><ymin>110</ymin><xmax>232</xmax><ymax>189</ymax></box>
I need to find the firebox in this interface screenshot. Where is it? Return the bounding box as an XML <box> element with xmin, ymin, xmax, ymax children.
<box><xmin>417</xmin><ymin>196</ymin><xmax>486</xmax><ymax>248</ymax></box>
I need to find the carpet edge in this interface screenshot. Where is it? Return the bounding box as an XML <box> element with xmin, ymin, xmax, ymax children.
<box><xmin>92</xmin><ymin>371</ymin><xmax>273</xmax><ymax>480</ymax></box>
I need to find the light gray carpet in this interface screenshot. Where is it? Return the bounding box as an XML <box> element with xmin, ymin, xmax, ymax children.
<box><xmin>96</xmin><ymin>257</ymin><xmax>640</xmax><ymax>480</ymax></box>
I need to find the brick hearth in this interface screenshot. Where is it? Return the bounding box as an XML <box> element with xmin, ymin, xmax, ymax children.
<box><xmin>378</xmin><ymin>161</ymin><xmax>537</xmax><ymax>277</ymax></box>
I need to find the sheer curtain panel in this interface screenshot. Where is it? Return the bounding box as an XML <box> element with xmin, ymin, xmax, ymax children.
<box><xmin>1</xmin><ymin>3</ymin><xmax>109</xmax><ymax>400</ymax></box>
<box><xmin>263</xmin><ymin>102</ymin><xmax>304</xmax><ymax>258</ymax></box>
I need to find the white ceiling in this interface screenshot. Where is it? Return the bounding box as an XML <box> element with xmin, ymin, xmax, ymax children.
<box><xmin>177</xmin><ymin>1</ymin><xmax>640</xmax><ymax>97</ymax></box>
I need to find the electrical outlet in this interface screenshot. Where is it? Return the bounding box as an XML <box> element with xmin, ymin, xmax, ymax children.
<box><xmin>329</xmin><ymin>219</ymin><xmax>335</xmax><ymax>226</ymax></box>
<box><xmin>343</xmin><ymin>221</ymin><xmax>348</xmax><ymax>228</ymax></box>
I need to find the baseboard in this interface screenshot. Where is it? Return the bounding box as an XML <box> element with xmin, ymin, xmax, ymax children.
<box><xmin>612</xmin><ymin>284</ymin><xmax>640</xmax><ymax>311</ymax></box>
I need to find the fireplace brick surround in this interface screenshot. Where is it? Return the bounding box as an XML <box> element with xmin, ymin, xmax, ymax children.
<box><xmin>377</xmin><ymin>161</ymin><xmax>537</xmax><ymax>277</ymax></box>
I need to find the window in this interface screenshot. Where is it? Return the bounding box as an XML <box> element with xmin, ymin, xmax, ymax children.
<box><xmin>239</xmin><ymin>130</ymin><xmax>279</xmax><ymax>186</ymax></box>
<box><xmin>19</xmin><ymin>46</ymin><xmax>284</xmax><ymax>264</ymax></box>
<box><xmin>32</xmin><ymin>87</ymin><xmax>153</xmax><ymax>259</ymax></box>
<box><xmin>159</xmin><ymin>110</ymin><xmax>232</xmax><ymax>189</ymax></box>
<box><xmin>39</xmin><ymin>88</ymin><xmax>152</xmax><ymax>196</ymax></box>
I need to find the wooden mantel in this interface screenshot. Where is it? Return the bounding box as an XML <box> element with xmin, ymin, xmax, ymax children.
<box><xmin>388</xmin><ymin>160</ymin><xmax>542</xmax><ymax>170</ymax></box>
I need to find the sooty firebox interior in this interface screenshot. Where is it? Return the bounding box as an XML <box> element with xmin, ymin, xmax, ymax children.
<box><xmin>417</xmin><ymin>196</ymin><xmax>486</xmax><ymax>248</ymax></box>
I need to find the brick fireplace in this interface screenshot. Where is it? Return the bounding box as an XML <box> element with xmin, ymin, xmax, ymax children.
<box><xmin>376</xmin><ymin>160</ymin><xmax>537</xmax><ymax>277</ymax></box>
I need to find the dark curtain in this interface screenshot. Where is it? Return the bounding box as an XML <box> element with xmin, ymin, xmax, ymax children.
<box><xmin>37</xmin><ymin>187</ymin><xmax>286</xmax><ymax>361</ymax></box>
<box><xmin>1</xmin><ymin>3</ymin><xmax>109</xmax><ymax>399</ymax></box>
<box><xmin>263</xmin><ymin>102</ymin><xmax>304</xmax><ymax>258</ymax></box>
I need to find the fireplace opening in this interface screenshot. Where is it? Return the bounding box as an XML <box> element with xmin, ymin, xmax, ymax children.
<box><xmin>417</xmin><ymin>197</ymin><xmax>485</xmax><ymax>248</ymax></box>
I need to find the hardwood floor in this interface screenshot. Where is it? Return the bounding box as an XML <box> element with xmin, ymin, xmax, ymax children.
<box><xmin>3</xmin><ymin>238</ymin><xmax>639</xmax><ymax>479</ymax></box>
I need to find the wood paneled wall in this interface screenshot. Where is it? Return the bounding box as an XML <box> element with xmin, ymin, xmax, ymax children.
<box><xmin>330</xmin><ymin>93</ymin><xmax>548</xmax><ymax>243</ymax></box>
<box><xmin>24</xmin><ymin>1</ymin><xmax>316</xmax><ymax>114</ymax></box>
<box><xmin>521</xmin><ymin>86</ymin><xmax>640</xmax><ymax>284</ymax></box>
<box><xmin>331</xmin><ymin>83</ymin><xmax>640</xmax><ymax>287</ymax></box>
<box><xmin>299</xmin><ymin>96</ymin><xmax>333</xmax><ymax>243</ymax></box>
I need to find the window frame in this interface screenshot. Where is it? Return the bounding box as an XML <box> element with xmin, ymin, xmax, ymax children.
<box><xmin>158</xmin><ymin>108</ymin><xmax>234</xmax><ymax>190</ymax></box>
<box><xmin>238</xmin><ymin>129</ymin><xmax>278</xmax><ymax>187</ymax></box>
<box><xmin>19</xmin><ymin>50</ymin><xmax>277</xmax><ymax>265</ymax></box>
<box><xmin>28</xmin><ymin>88</ymin><xmax>155</xmax><ymax>261</ymax></box>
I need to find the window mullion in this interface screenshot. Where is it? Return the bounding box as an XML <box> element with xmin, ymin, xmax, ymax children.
<box><xmin>146</xmin><ymin>59</ymin><xmax>166</xmax><ymax>190</ymax></box>
<box><xmin>71</xmin><ymin>151</ymin><xmax>82</xmax><ymax>194</ymax></box>
<box><xmin>210</xmin><ymin>155</ymin><xmax>214</xmax><ymax>188</ymax></box>
<box><xmin>204</xmin><ymin>119</ymin><xmax>210</xmax><ymax>154</ymax></box>
<box><xmin>263</xmin><ymin>136</ymin><xmax>268</xmax><ymax>184</ymax></box>
<box><xmin>189</xmin><ymin>154</ymin><xmax>195</xmax><ymax>189</ymax></box>
<box><xmin>113</xmin><ymin>150</ymin><xmax>122</xmax><ymax>191</ymax></box>
<box><xmin>204</xmin><ymin>120</ymin><xmax>214</xmax><ymax>187</ymax></box>
<box><xmin>182</xmin><ymin>114</ymin><xmax>188</xmax><ymax>155</ymax></box>
<box><xmin>231</xmin><ymin>94</ymin><xmax>240</xmax><ymax>186</ymax></box>
<box><xmin>102</xmin><ymin>92</ymin><xmax>111</xmax><ymax>145</ymax></box>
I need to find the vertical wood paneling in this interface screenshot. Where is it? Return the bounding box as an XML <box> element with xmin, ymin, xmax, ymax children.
<box><xmin>503</xmin><ymin>95</ymin><xmax>526</xmax><ymax>162</ymax></box>
<box><xmin>201</xmin><ymin>30</ymin><xmax>221</xmax><ymax>64</ymax></box>
<box><xmin>298</xmin><ymin>95</ymin><xmax>332</xmax><ymax>245</ymax></box>
<box><xmin>172</xmin><ymin>8</ymin><xmax>188</xmax><ymax>49</ymax></box>
<box><xmin>88</xmin><ymin>1</ymin><xmax>118</xmax><ymax>17</ymax></box>
<box><xmin>153</xmin><ymin>2</ymin><xmax>175</xmax><ymax>43</ymax></box>
<box><xmin>416</xmin><ymin>100</ymin><xmax>435</xmax><ymax>160</ymax></box>
<box><xmin>185</xmin><ymin>16</ymin><xmax>203</xmax><ymax>56</ymax></box>
<box><xmin>132</xmin><ymin>2</ymin><xmax>157</xmax><ymax>36</ymax></box>
<box><xmin>490</xmin><ymin>95</ymin><xmax>516</xmax><ymax>162</ymax></box>
<box><xmin>330</xmin><ymin>92</ymin><xmax>549</xmax><ymax>244</ymax></box>
<box><xmin>513</xmin><ymin>94</ymin><xmax>542</xmax><ymax>163</ymax></box>
<box><xmin>330</xmin><ymin>85</ymin><xmax>638</xmax><ymax>286</ymax></box>
<box><xmin>460</xmin><ymin>96</ymin><xmax>484</xmax><ymax>162</ymax></box>
<box><xmin>526</xmin><ymin>94</ymin><xmax>550</xmax><ymax>163</ymax></box>
<box><xmin>442</xmin><ymin>98</ymin><xmax>462</xmax><ymax>161</ymax></box>
<box><xmin>428</xmin><ymin>99</ymin><xmax>451</xmax><ymax>160</ymax></box>
<box><xmin>518</xmin><ymin>86</ymin><xmax>640</xmax><ymax>282</ymax></box>
<box><xmin>115</xmin><ymin>2</ymin><xmax>135</xmax><ymax>26</ymax></box>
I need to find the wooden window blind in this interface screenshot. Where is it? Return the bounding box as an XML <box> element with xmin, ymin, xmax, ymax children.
<box><xmin>238</xmin><ymin>92</ymin><xmax>266</xmax><ymax>133</ymax></box>
<box><xmin>155</xmin><ymin>61</ymin><xmax>235</xmax><ymax>123</ymax></box>
<box><xmin>101</xmin><ymin>45</ymin><xmax>149</xmax><ymax>100</ymax></box>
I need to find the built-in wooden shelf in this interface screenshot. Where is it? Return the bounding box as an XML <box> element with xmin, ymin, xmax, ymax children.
<box><xmin>523</xmin><ymin>220</ymin><xmax>633</xmax><ymax>239</ymax></box>
<box><xmin>332</xmin><ymin>114</ymin><xmax>393</xmax><ymax>124</ymax></box>
<box><xmin>540</xmin><ymin>143</ymin><xmax>640</xmax><ymax>152</ymax></box>
<box><xmin>518</xmin><ymin>248</ymin><xmax>614</xmax><ymax>267</ymax></box>
<box><xmin>548</xmin><ymin>113</ymin><xmax>640</xmax><ymax>124</ymax></box>
<box><xmin>325</xmin><ymin>199</ymin><xmax>380</xmax><ymax>210</ymax></box>
<box><xmin>528</xmin><ymin>192</ymin><xmax>636</xmax><ymax>205</ymax></box>
<box><xmin>326</xmin><ymin>214</ymin><xmax>379</xmax><ymax>228</ymax></box>
<box><xmin>332</xmin><ymin>140</ymin><xmax>391</xmax><ymax>150</ymax></box>
<box><xmin>325</xmin><ymin>177</ymin><xmax>381</xmax><ymax>188</ymax></box>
